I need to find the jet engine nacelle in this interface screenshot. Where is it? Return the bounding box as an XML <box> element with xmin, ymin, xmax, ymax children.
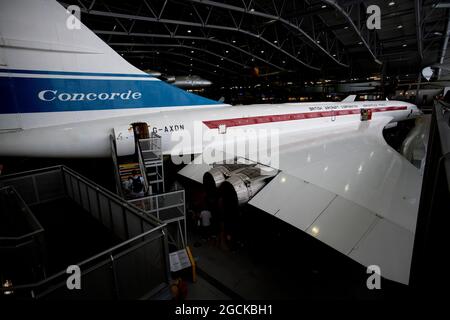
<box><xmin>219</xmin><ymin>167</ymin><xmax>275</xmax><ymax>209</ymax></box>
<box><xmin>203</xmin><ymin>164</ymin><xmax>254</xmax><ymax>190</ymax></box>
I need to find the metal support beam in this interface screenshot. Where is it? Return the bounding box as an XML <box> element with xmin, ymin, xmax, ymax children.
<box><xmin>73</xmin><ymin>5</ymin><xmax>321</xmax><ymax>70</ymax></box>
<box><xmin>188</xmin><ymin>0</ymin><xmax>349</xmax><ymax>67</ymax></box>
<box><xmin>96</xmin><ymin>30</ymin><xmax>287</xmax><ymax>71</ymax></box>
<box><xmin>438</xmin><ymin>12</ymin><xmax>450</xmax><ymax>80</ymax></box>
<box><xmin>109</xmin><ymin>42</ymin><xmax>248</xmax><ymax>68</ymax></box>
<box><xmin>415</xmin><ymin>0</ymin><xmax>424</xmax><ymax>60</ymax></box>
<box><xmin>120</xmin><ymin>49</ymin><xmax>241</xmax><ymax>75</ymax></box>
<box><xmin>321</xmin><ymin>0</ymin><xmax>382</xmax><ymax>65</ymax></box>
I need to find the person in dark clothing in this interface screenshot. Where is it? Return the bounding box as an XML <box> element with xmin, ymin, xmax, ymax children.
<box><xmin>126</xmin><ymin>170</ymin><xmax>145</xmax><ymax>198</ymax></box>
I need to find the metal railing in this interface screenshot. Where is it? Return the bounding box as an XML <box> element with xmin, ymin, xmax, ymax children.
<box><xmin>435</xmin><ymin>100</ymin><xmax>450</xmax><ymax>189</ymax></box>
<box><xmin>410</xmin><ymin>100</ymin><xmax>450</xmax><ymax>288</ymax></box>
<box><xmin>139</xmin><ymin>132</ymin><xmax>163</xmax><ymax>161</ymax></box>
<box><xmin>136</xmin><ymin>139</ymin><xmax>151</xmax><ymax>196</ymax></box>
<box><xmin>0</xmin><ymin>186</ymin><xmax>47</xmax><ymax>284</ymax></box>
<box><xmin>129</xmin><ymin>189</ymin><xmax>187</xmax><ymax>248</ymax></box>
<box><xmin>110</xmin><ymin>134</ymin><xmax>125</xmax><ymax>198</ymax></box>
<box><xmin>0</xmin><ymin>166</ymin><xmax>170</xmax><ymax>299</ymax></box>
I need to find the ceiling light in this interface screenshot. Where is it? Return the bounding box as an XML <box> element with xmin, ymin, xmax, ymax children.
<box><xmin>403</xmin><ymin>44</ymin><xmax>407</xmax><ymax>47</ymax></box>
<box><xmin>274</xmin><ymin>40</ymin><xmax>278</xmax><ymax>43</ymax></box>
<box><xmin>397</xmin><ymin>25</ymin><xmax>403</xmax><ymax>29</ymax></box>
<box><xmin>225</xmin><ymin>50</ymin><xmax>229</xmax><ymax>53</ymax></box>
<box><xmin>261</xmin><ymin>50</ymin><xmax>264</xmax><ymax>53</ymax></box>
<box><xmin>232</xmin><ymin>40</ymin><xmax>236</xmax><ymax>43</ymax></box>
<box><xmin>389</xmin><ymin>1</ymin><xmax>396</xmax><ymax>6</ymax></box>
<box><xmin>321</xmin><ymin>5</ymin><xmax>327</xmax><ymax>9</ymax></box>
<box><xmin>187</xmin><ymin>30</ymin><xmax>191</xmax><ymax>33</ymax></box>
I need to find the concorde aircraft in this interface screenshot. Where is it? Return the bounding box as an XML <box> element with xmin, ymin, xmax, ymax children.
<box><xmin>0</xmin><ymin>0</ymin><xmax>424</xmax><ymax>285</ymax></box>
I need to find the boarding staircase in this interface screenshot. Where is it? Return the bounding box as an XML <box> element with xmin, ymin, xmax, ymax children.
<box><xmin>137</xmin><ymin>133</ymin><xmax>165</xmax><ymax>195</ymax></box>
<box><xmin>110</xmin><ymin>124</ymin><xmax>186</xmax><ymax>251</ymax></box>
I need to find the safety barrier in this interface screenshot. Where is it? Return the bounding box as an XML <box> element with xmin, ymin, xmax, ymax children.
<box><xmin>0</xmin><ymin>166</ymin><xmax>170</xmax><ymax>299</ymax></box>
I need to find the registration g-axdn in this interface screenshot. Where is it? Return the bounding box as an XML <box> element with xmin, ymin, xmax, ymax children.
<box><xmin>0</xmin><ymin>0</ymin><xmax>424</xmax><ymax>286</ymax></box>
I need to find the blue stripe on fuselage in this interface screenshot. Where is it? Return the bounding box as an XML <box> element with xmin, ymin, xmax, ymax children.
<box><xmin>0</xmin><ymin>76</ymin><xmax>219</xmax><ymax>114</ymax></box>
<box><xmin>0</xmin><ymin>68</ymin><xmax>153</xmax><ymax>78</ymax></box>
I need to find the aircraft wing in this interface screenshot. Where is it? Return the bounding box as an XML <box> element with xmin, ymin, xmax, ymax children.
<box><xmin>178</xmin><ymin>116</ymin><xmax>422</xmax><ymax>285</ymax></box>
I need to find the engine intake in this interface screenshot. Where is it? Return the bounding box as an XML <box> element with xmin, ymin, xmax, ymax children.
<box><xmin>219</xmin><ymin>167</ymin><xmax>272</xmax><ymax>210</ymax></box>
<box><xmin>203</xmin><ymin>164</ymin><xmax>252</xmax><ymax>190</ymax></box>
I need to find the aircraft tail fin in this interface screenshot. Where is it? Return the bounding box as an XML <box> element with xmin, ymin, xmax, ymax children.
<box><xmin>0</xmin><ymin>0</ymin><xmax>221</xmax><ymax>129</ymax></box>
<box><xmin>342</xmin><ymin>95</ymin><xmax>357</xmax><ymax>102</ymax></box>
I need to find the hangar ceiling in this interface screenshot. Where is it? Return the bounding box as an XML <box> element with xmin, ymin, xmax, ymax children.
<box><xmin>62</xmin><ymin>0</ymin><xmax>449</xmax><ymax>86</ymax></box>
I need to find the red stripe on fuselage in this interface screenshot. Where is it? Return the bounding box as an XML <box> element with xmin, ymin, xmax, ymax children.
<box><xmin>202</xmin><ymin>106</ymin><xmax>407</xmax><ymax>129</ymax></box>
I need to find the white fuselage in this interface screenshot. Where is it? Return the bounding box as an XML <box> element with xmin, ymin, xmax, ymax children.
<box><xmin>0</xmin><ymin>100</ymin><xmax>419</xmax><ymax>158</ymax></box>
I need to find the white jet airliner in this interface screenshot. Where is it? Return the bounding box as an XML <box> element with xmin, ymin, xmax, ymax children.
<box><xmin>0</xmin><ymin>0</ymin><xmax>423</xmax><ymax>285</ymax></box>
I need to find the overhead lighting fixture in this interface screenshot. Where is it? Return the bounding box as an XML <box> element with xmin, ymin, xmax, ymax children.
<box><xmin>191</xmin><ymin>50</ymin><xmax>194</xmax><ymax>53</ymax></box>
<box><xmin>397</xmin><ymin>25</ymin><xmax>403</xmax><ymax>29</ymax></box>
<box><xmin>225</xmin><ymin>50</ymin><xmax>229</xmax><ymax>53</ymax></box>
<box><xmin>358</xmin><ymin>41</ymin><xmax>363</xmax><ymax>45</ymax></box>
<box><xmin>344</xmin><ymin>26</ymin><xmax>349</xmax><ymax>30</ymax></box>
<box><xmin>282</xmin><ymin>60</ymin><xmax>286</xmax><ymax>63</ymax></box>
<box><xmin>403</xmin><ymin>44</ymin><xmax>407</xmax><ymax>47</ymax></box>
<box><xmin>187</xmin><ymin>30</ymin><xmax>191</xmax><ymax>33</ymax></box>
<box><xmin>261</xmin><ymin>50</ymin><xmax>264</xmax><ymax>53</ymax></box>
<box><xmin>250</xmin><ymin>8</ymin><xmax>255</xmax><ymax>12</ymax></box>
<box><xmin>273</xmin><ymin>40</ymin><xmax>278</xmax><ymax>43</ymax></box>
<box><xmin>316</xmin><ymin>40</ymin><xmax>320</xmax><ymax>44</ymax></box>
<box><xmin>321</xmin><ymin>5</ymin><xmax>327</xmax><ymax>9</ymax></box>
<box><xmin>389</xmin><ymin>1</ymin><xmax>396</xmax><ymax>6</ymax></box>
<box><xmin>232</xmin><ymin>40</ymin><xmax>236</xmax><ymax>43</ymax></box>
